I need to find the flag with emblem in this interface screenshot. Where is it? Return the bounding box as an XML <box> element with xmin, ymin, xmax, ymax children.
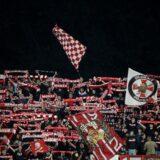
<box><xmin>125</xmin><ymin>68</ymin><xmax>159</xmax><ymax>106</ymax></box>
<box><xmin>30</xmin><ymin>139</ymin><xmax>48</xmax><ymax>154</ymax></box>
<box><xmin>68</xmin><ymin>111</ymin><xmax>124</xmax><ymax>160</ymax></box>
<box><xmin>52</xmin><ymin>25</ymin><xmax>87</xmax><ymax>70</ymax></box>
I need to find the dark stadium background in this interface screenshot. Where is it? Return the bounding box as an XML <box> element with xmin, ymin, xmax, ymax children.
<box><xmin>0</xmin><ymin>1</ymin><xmax>160</xmax><ymax>79</ymax></box>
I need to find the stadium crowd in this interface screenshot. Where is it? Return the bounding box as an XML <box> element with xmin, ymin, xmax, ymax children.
<box><xmin>0</xmin><ymin>70</ymin><xmax>160</xmax><ymax>160</ymax></box>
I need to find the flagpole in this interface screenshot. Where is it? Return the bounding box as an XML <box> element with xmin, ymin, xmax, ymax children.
<box><xmin>77</xmin><ymin>69</ymin><xmax>81</xmax><ymax>79</ymax></box>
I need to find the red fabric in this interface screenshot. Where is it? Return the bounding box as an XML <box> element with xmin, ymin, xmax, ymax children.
<box><xmin>94</xmin><ymin>77</ymin><xmax>121</xmax><ymax>82</ymax></box>
<box><xmin>52</xmin><ymin>78</ymin><xmax>80</xmax><ymax>83</ymax></box>
<box><xmin>0</xmin><ymin>80</ymin><xmax>4</xmax><ymax>83</ymax></box>
<box><xmin>0</xmin><ymin>155</ymin><xmax>13</xmax><ymax>158</ymax></box>
<box><xmin>68</xmin><ymin>111</ymin><xmax>124</xmax><ymax>160</ymax></box>
<box><xmin>64</xmin><ymin>98</ymin><xmax>80</xmax><ymax>106</ymax></box>
<box><xmin>40</xmin><ymin>94</ymin><xmax>56</xmax><ymax>99</ymax></box>
<box><xmin>30</xmin><ymin>139</ymin><xmax>48</xmax><ymax>154</ymax></box>
<box><xmin>18</xmin><ymin>82</ymin><xmax>40</xmax><ymax>91</ymax></box>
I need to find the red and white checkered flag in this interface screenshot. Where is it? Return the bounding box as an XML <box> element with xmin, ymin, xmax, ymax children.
<box><xmin>52</xmin><ymin>25</ymin><xmax>87</xmax><ymax>70</ymax></box>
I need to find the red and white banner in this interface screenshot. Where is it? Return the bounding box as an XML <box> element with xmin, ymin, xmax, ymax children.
<box><xmin>0</xmin><ymin>155</ymin><xmax>13</xmax><ymax>159</ymax></box>
<box><xmin>94</xmin><ymin>77</ymin><xmax>121</xmax><ymax>82</ymax></box>
<box><xmin>138</xmin><ymin>120</ymin><xmax>160</xmax><ymax>124</ymax></box>
<box><xmin>52</xmin><ymin>78</ymin><xmax>81</xmax><ymax>83</ymax></box>
<box><xmin>52</xmin><ymin>25</ymin><xmax>87</xmax><ymax>70</ymax></box>
<box><xmin>68</xmin><ymin>111</ymin><xmax>124</xmax><ymax>160</ymax></box>
<box><xmin>0</xmin><ymin>103</ymin><xmax>41</xmax><ymax>108</ymax></box>
<box><xmin>40</xmin><ymin>94</ymin><xmax>56</xmax><ymax>100</ymax></box>
<box><xmin>52</xmin><ymin>84</ymin><xmax>68</xmax><ymax>88</ymax></box>
<box><xmin>14</xmin><ymin>123</ymin><xmax>41</xmax><ymax>129</ymax></box>
<box><xmin>0</xmin><ymin>128</ymin><xmax>16</xmax><ymax>134</ymax></box>
<box><xmin>18</xmin><ymin>82</ymin><xmax>40</xmax><ymax>91</ymax></box>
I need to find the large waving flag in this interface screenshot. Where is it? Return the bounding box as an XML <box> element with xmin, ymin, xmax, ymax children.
<box><xmin>68</xmin><ymin>111</ymin><xmax>124</xmax><ymax>160</ymax></box>
<box><xmin>125</xmin><ymin>68</ymin><xmax>159</xmax><ymax>106</ymax></box>
<box><xmin>52</xmin><ymin>25</ymin><xmax>87</xmax><ymax>70</ymax></box>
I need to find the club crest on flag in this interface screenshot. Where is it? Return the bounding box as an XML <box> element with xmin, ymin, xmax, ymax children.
<box><xmin>125</xmin><ymin>68</ymin><xmax>159</xmax><ymax>105</ymax></box>
<box><xmin>128</xmin><ymin>75</ymin><xmax>158</xmax><ymax>102</ymax></box>
<box><xmin>86</xmin><ymin>127</ymin><xmax>105</xmax><ymax>146</ymax></box>
<box><xmin>68</xmin><ymin>111</ymin><xmax>124</xmax><ymax>160</ymax></box>
<box><xmin>80</xmin><ymin>121</ymin><xmax>112</xmax><ymax>147</ymax></box>
<box><xmin>30</xmin><ymin>139</ymin><xmax>48</xmax><ymax>154</ymax></box>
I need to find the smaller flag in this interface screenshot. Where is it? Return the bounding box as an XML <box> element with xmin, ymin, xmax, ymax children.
<box><xmin>30</xmin><ymin>139</ymin><xmax>48</xmax><ymax>154</ymax></box>
<box><xmin>52</xmin><ymin>25</ymin><xmax>87</xmax><ymax>70</ymax></box>
<box><xmin>125</xmin><ymin>68</ymin><xmax>159</xmax><ymax>106</ymax></box>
